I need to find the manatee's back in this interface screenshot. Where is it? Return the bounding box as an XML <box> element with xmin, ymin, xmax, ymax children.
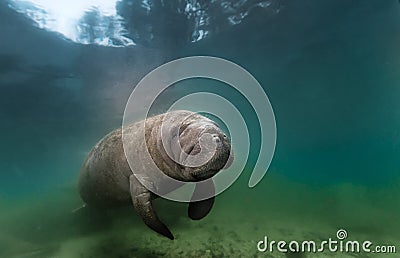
<box><xmin>77</xmin><ymin>110</ymin><xmax>195</xmax><ymax>207</ymax></box>
<box><xmin>78</xmin><ymin>128</ymin><xmax>132</xmax><ymax>207</ymax></box>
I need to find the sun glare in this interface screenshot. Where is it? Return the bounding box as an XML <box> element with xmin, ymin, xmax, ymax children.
<box><xmin>9</xmin><ymin>0</ymin><xmax>122</xmax><ymax>44</ymax></box>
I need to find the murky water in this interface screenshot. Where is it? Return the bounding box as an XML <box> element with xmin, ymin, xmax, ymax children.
<box><xmin>1</xmin><ymin>0</ymin><xmax>399</xmax><ymax>257</ymax></box>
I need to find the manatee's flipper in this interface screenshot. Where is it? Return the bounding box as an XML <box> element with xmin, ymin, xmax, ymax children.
<box><xmin>129</xmin><ymin>175</ymin><xmax>174</xmax><ymax>240</ymax></box>
<box><xmin>188</xmin><ymin>179</ymin><xmax>215</xmax><ymax>220</ymax></box>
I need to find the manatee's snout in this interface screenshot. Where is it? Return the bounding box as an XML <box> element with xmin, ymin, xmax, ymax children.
<box><xmin>179</xmin><ymin>121</ymin><xmax>232</xmax><ymax>181</ymax></box>
<box><xmin>198</xmin><ymin>130</ymin><xmax>231</xmax><ymax>170</ymax></box>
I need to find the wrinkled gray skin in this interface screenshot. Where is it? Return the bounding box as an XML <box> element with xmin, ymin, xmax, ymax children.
<box><xmin>78</xmin><ymin>110</ymin><xmax>232</xmax><ymax>240</ymax></box>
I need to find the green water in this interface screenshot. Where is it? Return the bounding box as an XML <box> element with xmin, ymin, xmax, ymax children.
<box><xmin>0</xmin><ymin>173</ymin><xmax>399</xmax><ymax>257</ymax></box>
<box><xmin>1</xmin><ymin>0</ymin><xmax>400</xmax><ymax>257</ymax></box>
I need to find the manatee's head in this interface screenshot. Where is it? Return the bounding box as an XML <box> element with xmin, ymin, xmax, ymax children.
<box><xmin>170</xmin><ymin>113</ymin><xmax>233</xmax><ymax>181</ymax></box>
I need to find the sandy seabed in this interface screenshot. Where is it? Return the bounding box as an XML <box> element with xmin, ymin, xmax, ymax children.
<box><xmin>0</xmin><ymin>174</ymin><xmax>398</xmax><ymax>258</ymax></box>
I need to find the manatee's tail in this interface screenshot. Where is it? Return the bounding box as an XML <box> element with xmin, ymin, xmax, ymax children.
<box><xmin>129</xmin><ymin>175</ymin><xmax>174</xmax><ymax>240</ymax></box>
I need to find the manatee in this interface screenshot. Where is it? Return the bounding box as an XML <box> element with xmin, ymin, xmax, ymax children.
<box><xmin>78</xmin><ymin>110</ymin><xmax>232</xmax><ymax>239</ymax></box>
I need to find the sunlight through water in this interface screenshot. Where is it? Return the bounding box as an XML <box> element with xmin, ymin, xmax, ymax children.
<box><xmin>8</xmin><ymin>0</ymin><xmax>282</xmax><ymax>47</ymax></box>
<box><xmin>8</xmin><ymin>0</ymin><xmax>134</xmax><ymax>46</ymax></box>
